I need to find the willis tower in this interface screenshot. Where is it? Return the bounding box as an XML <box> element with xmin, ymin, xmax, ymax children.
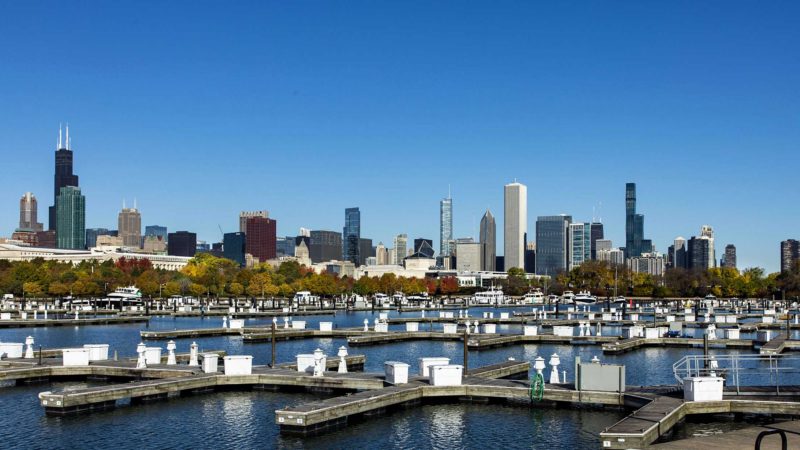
<box><xmin>49</xmin><ymin>124</ymin><xmax>79</xmax><ymax>230</ymax></box>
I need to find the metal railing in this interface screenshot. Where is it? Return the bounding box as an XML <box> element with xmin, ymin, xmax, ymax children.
<box><xmin>672</xmin><ymin>354</ymin><xmax>800</xmax><ymax>394</ymax></box>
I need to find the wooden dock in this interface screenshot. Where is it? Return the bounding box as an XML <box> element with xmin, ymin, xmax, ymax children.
<box><xmin>0</xmin><ymin>316</ymin><xmax>150</xmax><ymax>328</ymax></box>
<box><xmin>603</xmin><ymin>337</ymin><xmax>756</xmax><ymax>354</ymax></box>
<box><xmin>652</xmin><ymin>420</ymin><xmax>800</xmax><ymax>449</ymax></box>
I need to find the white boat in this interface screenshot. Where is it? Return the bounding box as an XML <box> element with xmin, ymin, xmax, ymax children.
<box><xmin>547</xmin><ymin>294</ymin><xmax>560</xmax><ymax>304</ymax></box>
<box><xmin>407</xmin><ymin>292</ymin><xmax>429</xmax><ymax>303</ymax></box>
<box><xmin>108</xmin><ymin>286</ymin><xmax>142</xmax><ymax>300</ymax></box>
<box><xmin>573</xmin><ymin>290</ymin><xmax>597</xmax><ymax>305</ymax></box>
<box><xmin>374</xmin><ymin>293</ymin><xmax>393</xmax><ymax>307</ymax></box>
<box><xmin>472</xmin><ymin>287</ymin><xmax>505</xmax><ymax>305</ymax></box>
<box><xmin>292</xmin><ymin>291</ymin><xmax>319</xmax><ymax>305</ymax></box>
<box><xmin>561</xmin><ymin>291</ymin><xmax>575</xmax><ymax>303</ymax></box>
<box><xmin>611</xmin><ymin>296</ymin><xmax>627</xmax><ymax>304</ymax></box>
<box><xmin>392</xmin><ymin>292</ymin><xmax>407</xmax><ymax>305</ymax></box>
<box><xmin>522</xmin><ymin>289</ymin><xmax>545</xmax><ymax>305</ymax></box>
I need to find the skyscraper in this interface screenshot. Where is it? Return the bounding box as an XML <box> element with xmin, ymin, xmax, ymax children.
<box><xmin>700</xmin><ymin>225</ymin><xmax>716</xmax><ymax>267</ymax></box>
<box><xmin>118</xmin><ymin>202</ymin><xmax>142</xmax><ymax>248</ymax></box>
<box><xmin>524</xmin><ymin>242</ymin><xmax>536</xmax><ymax>274</ymax></box>
<box><xmin>535</xmin><ymin>215</ymin><xmax>571</xmax><ymax>276</ymax></box>
<box><xmin>688</xmin><ymin>235</ymin><xmax>713</xmax><ymax>270</ymax></box>
<box><xmin>413</xmin><ymin>238</ymin><xmax>435</xmax><ymax>258</ymax></box>
<box><xmin>504</xmin><ymin>182</ymin><xmax>527</xmax><ymax>270</ymax></box>
<box><xmin>375</xmin><ymin>242</ymin><xmax>387</xmax><ymax>265</ymax></box>
<box><xmin>19</xmin><ymin>192</ymin><xmax>43</xmax><ymax>231</ymax></box>
<box><xmin>309</xmin><ymin>230</ymin><xmax>342</xmax><ymax>262</ymax></box>
<box><xmin>722</xmin><ymin>244</ymin><xmax>737</xmax><ymax>269</ymax></box>
<box><xmin>343</xmin><ymin>207</ymin><xmax>361</xmax><ymax>266</ymax></box>
<box><xmin>50</xmin><ymin>125</ymin><xmax>80</xmax><ymax>231</ymax></box>
<box><xmin>439</xmin><ymin>194</ymin><xmax>453</xmax><ymax>257</ymax></box>
<box><xmin>670</xmin><ymin>237</ymin><xmax>688</xmax><ymax>269</ymax></box>
<box><xmin>780</xmin><ymin>240</ymin><xmax>800</xmax><ymax>272</ymax></box>
<box><xmin>245</xmin><ymin>217</ymin><xmax>277</xmax><ymax>263</ymax></box>
<box><xmin>624</xmin><ymin>183</ymin><xmax>651</xmax><ymax>257</ymax></box>
<box><xmin>479</xmin><ymin>209</ymin><xmax>496</xmax><ymax>271</ymax></box>
<box><xmin>223</xmin><ymin>232</ymin><xmax>246</xmax><ymax>266</ymax></box>
<box><xmin>393</xmin><ymin>234</ymin><xmax>408</xmax><ymax>265</ymax></box>
<box><xmin>589</xmin><ymin>222</ymin><xmax>604</xmax><ymax>260</ymax></box>
<box><xmin>167</xmin><ymin>231</ymin><xmax>197</xmax><ymax>257</ymax></box>
<box><xmin>569</xmin><ymin>222</ymin><xmax>591</xmax><ymax>270</ymax></box>
<box><xmin>359</xmin><ymin>238</ymin><xmax>374</xmax><ymax>266</ymax></box>
<box><xmin>145</xmin><ymin>225</ymin><xmax>168</xmax><ymax>241</ymax></box>
<box><xmin>239</xmin><ymin>210</ymin><xmax>269</xmax><ymax>233</ymax></box>
<box><xmin>85</xmin><ymin>228</ymin><xmax>111</xmax><ymax>249</ymax></box>
<box><xmin>55</xmin><ymin>186</ymin><xmax>85</xmax><ymax>250</ymax></box>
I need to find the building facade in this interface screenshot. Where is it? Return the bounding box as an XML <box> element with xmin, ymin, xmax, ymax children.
<box><xmin>479</xmin><ymin>209</ymin><xmax>496</xmax><ymax>272</ymax></box>
<box><xmin>49</xmin><ymin>125</ymin><xmax>80</xmax><ymax>231</ymax></box>
<box><xmin>19</xmin><ymin>192</ymin><xmax>43</xmax><ymax>231</ymax></box>
<box><xmin>688</xmin><ymin>235</ymin><xmax>713</xmax><ymax>270</ymax></box>
<box><xmin>309</xmin><ymin>230</ymin><xmax>342</xmax><ymax>263</ymax></box>
<box><xmin>413</xmin><ymin>238</ymin><xmax>435</xmax><ymax>259</ymax></box>
<box><xmin>393</xmin><ymin>234</ymin><xmax>408</xmax><ymax>265</ymax></box>
<box><xmin>440</xmin><ymin>195</ymin><xmax>453</xmax><ymax>257</ymax></box>
<box><xmin>167</xmin><ymin>231</ymin><xmax>197</xmax><ymax>257</ymax></box>
<box><xmin>55</xmin><ymin>186</ymin><xmax>85</xmax><ymax>250</ymax></box>
<box><xmin>359</xmin><ymin>238</ymin><xmax>374</xmax><ymax>266</ymax></box>
<box><xmin>627</xmin><ymin>252</ymin><xmax>667</xmax><ymax>277</ymax></box>
<box><xmin>721</xmin><ymin>244</ymin><xmax>737</xmax><ymax>269</ymax></box>
<box><xmin>239</xmin><ymin>210</ymin><xmax>269</xmax><ymax>233</ymax></box>
<box><xmin>118</xmin><ymin>206</ymin><xmax>142</xmax><ymax>248</ymax></box>
<box><xmin>223</xmin><ymin>232</ymin><xmax>246</xmax><ymax>266</ymax></box>
<box><xmin>343</xmin><ymin>207</ymin><xmax>361</xmax><ymax>266</ymax></box>
<box><xmin>85</xmin><ymin>228</ymin><xmax>111</xmax><ymax>249</ymax></box>
<box><xmin>669</xmin><ymin>237</ymin><xmax>688</xmax><ymax>269</ymax></box>
<box><xmin>781</xmin><ymin>239</ymin><xmax>800</xmax><ymax>272</ymax></box>
<box><xmin>504</xmin><ymin>182</ymin><xmax>527</xmax><ymax>270</ymax></box>
<box><xmin>535</xmin><ymin>215</ymin><xmax>571</xmax><ymax>276</ymax></box>
<box><xmin>569</xmin><ymin>222</ymin><xmax>591</xmax><ymax>271</ymax></box>
<box><xmin>624</xmin><ymin>183</ymin><xmax>652</xmax><ymax>257</ymax></box>
<box><xmin>145</xmin><ymin>225</ymin><xmax>167</xmax><ymax>242</ymax></box>
<box><xmin>456</xmin><ymin>241</ymin><xmax>481</xmax><ymax>272</ymax></box>
<box><xmin>245</xmin><ymin>217</ymin><xmax>277</xmax><ymax>263</ymax></box>
<box><xmin>375</xmin><ymin>242</ymin><xmax>387</xmax><ymax>265</ymax></box>
<box><xmin>590</xmin><ymin>222</ymin><xmax>604</xmax><ymax>260</ymax></box>
<box><xmin>598</xmin><ymin>248</ymin><xmax>625</xmax><ymax>266</ymax></box>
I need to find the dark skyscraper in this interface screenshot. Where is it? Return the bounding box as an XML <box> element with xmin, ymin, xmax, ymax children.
<box><xmin>168</xmin><ymin>231</ymin><xmax>197</xmax><ymax>257</ymax></box>
<box><xmin>223</xmin><ymin>232</ymin><xmax>246</xmax><ymax>266</ymax></box>
<box><xmin>413</xmin><ymin>238</ymin><xmax>435</xmax><ymax>258</ymax></box>
<box><xmin>309</xmin><ymin>230</ymin><xmax>342</xmax><ymax>263</ymax></box>
<box><xmin>49</xmin><ymin>125</ymin><xmax>80</xmax><ymax>231</ymax></box>
<box><xmin>625</xmin><ymin>183</ymin><xmax>650</xmax><ymax>258</ymax></box>
<box><xmin>781</xmin><ymin>239</ymin><xmax>800</xmax><ymax>272</ymax></box>
<box><xmin>359</xmin><ymin>238</ymin><xmax>374</xmax><ymax>266</ymax></box>
<box><xmin>145</xmin><ymin>225</ymin><xmax>168</xmax><ymax>241</ymax></box>
<box><xmin>245</xmin><ymin>217</ymin><xmax>277</xmax><ymax>263</ymax></box>
<box><xmin>688</xmin><ymin>236</ymin><xmax>712</xmax><ymax>270</ymax></box>
<box><xmin>479</xmin><ymin>209</ymin><xmax>496</xmax><ymax>271</ymax></box>
<box><xmin>722</xmin><ymin>244</ymin><xmax>737</xmax><ymax>269</ymax></box>
<box><xmin>590</xmin><ymin>222</ymin><xmax>604</xmax><ymax>260</ymax></box>
<box><xmin>85</xmin><ymin>228</ymin><xmax>111</xmax><ymax>249</ymax></box>
<box><xmin>535</xmin><ymin>215</ymin><xmax>571</xmax><ymax>276</ymax></box>
<box><xmin>343</xmin><ymin>207</ymin><xmax>361</xmax><ymax>266</ymax></box>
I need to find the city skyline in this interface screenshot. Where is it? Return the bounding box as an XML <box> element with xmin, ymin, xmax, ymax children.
<box><xmin>1</xmin><ymin>2</ymin><xmax>798</xmax><ymax>272</ymax></box>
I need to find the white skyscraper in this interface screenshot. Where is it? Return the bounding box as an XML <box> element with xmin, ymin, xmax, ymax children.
<box><xmin>393</xmin><ymin>234</ymin><xmax>407</xmax><ymax>265</ymax></box>
<box><xmin>504</xmin><ymin>181</ymin><xmax>527</xmax><ymax>270</ymax></box>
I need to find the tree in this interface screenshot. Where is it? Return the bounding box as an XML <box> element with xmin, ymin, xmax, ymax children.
<box><xmin>229</xmin><ymin>282</ymin><xmax>244</xmax><ymax>298</ymax></box>
<box><xmin>23</xmin><ymin>281</ymin><xmax>43</xmax><ymax>298</ymax></box>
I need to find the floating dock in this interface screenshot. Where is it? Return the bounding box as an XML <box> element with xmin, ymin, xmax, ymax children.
<box><xmin>0</xmin><ymin>316</ymin><xmax>149</xmax><ymax>328</ymax></box>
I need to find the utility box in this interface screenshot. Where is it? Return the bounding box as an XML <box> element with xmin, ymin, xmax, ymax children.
<box><xmin>553</xmin><ymin>326</ymin><xmax>574</xmax><ymax>337</ymax></box>
<box><xmin>201</xmin><ymin>353</ymin><xmax>219</xmax><ymax>373</ymax></box>
<box><xmin>144</xmin><ymin>347</ymin><xmax>162</xmax><ymax>365</ymax></box>
<box><xmin>83</xmin><ymin>344</ymin><xmax>109</xmax><ymax>361</ymax></box>
<box><xmin>0</xmin><ymin>342</ymin><xmax>23</xmax><ymax>358</ymax></box>
<box><xmin>683</xmin><ymin>376</ymin><xmax>723</xmax><ymax>401</ymax></box>
<box><xmin>319</xmin><ymin>322</ymin><xmax>333</xmax><ymax>332</ymax></box>
<box><xmin>482</xmin><ymin>323</ymin><xmax>497</xmax><ymax>334</ymax></box>
<box><xmin>419</xmin><ymin>357</ymin><xmax>450</xmax><ymax>376</ymax></box>
<box><xmin>291</xmin><ymin>321</ymin><xmax>306</xmax><ymax>329</ymax></box>
<box><xmin>442</xmin><ymin>323</ymin><xmax>458</xmax><ymax>334</ymax></box>
<box><xmin>500</xmin><ymin>312</ymin><xmax>509</xmax><ymax>319</ymax></box>
<box><xmin>523</xmin><ymin>325</ymin><xmax>538</xmax><ymax>336</ymax></box>
<box><xmin>223</xmin><ymin>355</ymin><xmax>253</xmax><ymax>375</ymax></box>
<box><xmin>669</xmin><ymin>322</ymin><xmax>683</xmax><ymax>333</ymax></box>
<box><xmin>430</xmin><ymin>365</ymin><xmax>463</xmax><ymax>386</ymax></box>
<box><xmin>229</xmin><ymin>319</ymin><xmax>245</xmax><ymax>329</ymax></box>
<box><xmin>384</xmin><ymin>361</ymin><xmax>409</xmax><ymax>384</ymax></box>
<box><xmin>406</xmin><ymin>322</ymin><xmax>419</xmax><ymax>332</ymax></box>
<box><xmin>296</xmin><ymin>354</ymin><xmax>315</xmax><ymax>373</ymax></box>
<box><xmin>725</xmin><ymin>328</ymin><xmax>740</xmax><ymax>340</ymax></box>
<box><xmin>62</xmin><ymin>348</ymin><xmax>90</xmax><ymax>366</ymax></box>
<box><xmin>574</xmin><ymin>357</ymin><xmax>625</xmax><ymax>393</ymax></box>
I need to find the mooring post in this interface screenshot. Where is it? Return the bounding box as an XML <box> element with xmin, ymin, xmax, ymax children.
<box><xmin>703</xmin><ymin>333</ymin><xmax>709</xmax><ymax>372</ymax></box>
<box><xmin>38</xmin><ymin>345</ymin><xmax>42</xmax><ymax>366</ymax></box>
<box><xmin>271</xmin><ymin>321</ymin><xmax>277</xmax><ymax>368</ymax></box>
<box><xmin>463</xmin><ymin>327</ymin><xmax>468</xmax><ymax>376</ymax></box>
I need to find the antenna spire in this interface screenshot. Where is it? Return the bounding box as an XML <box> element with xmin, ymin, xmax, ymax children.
<box><xmin>58</xmin><ymin>123</ymin><xmax>62</xmax><ymax>149</ymax></box>
<box><xmin>123</xmin><ymin>198</ymin><xmax>126</xmax><ymax>209</ymax></box>
<box><xmin>65</xmin><ymin>123</ymin><xmax>70</xmax><ymax>150</ymax></box>
<box><xmin>133</xmin><ymin>198</ymin><xmax>137</xmax><ymax>210</ymax></box>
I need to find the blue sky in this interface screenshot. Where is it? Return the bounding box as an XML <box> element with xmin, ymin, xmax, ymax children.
<box><xmin>0</xmin><ymin>1</ymin><xmax>797</xmax><ymax>272</ymax></box>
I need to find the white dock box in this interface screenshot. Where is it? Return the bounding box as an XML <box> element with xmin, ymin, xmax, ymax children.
<box><xmin>379</xmin><ymin>312</ymin><xmax>389</xmax><ymax>320</ymax></box>
<box><xmin>762</xmin><ymin>316</ymin><xmax>774</xmax><ymax>324</ymax></box>
<box><xmin>0</xmin><ymin>342</ymin><xmax>24</xmax><ymax>358</ymax></box>
<box><xmin>62</xmin><ymin>348</ymin><xmax>90</xmax><ymax>366</ymax></box>
<box><xmin>0</xmin><ymin>313</ymin><xmax>11</xmax><ymax>320</ymax></box>
<box><xmin>725</xmin><ymin>328</ymin><xmax>740</xmax><ymax>340</ymax></box>
<box><xmin>83</xmin><ymin>344</ymin><xmax>109</xmax><ymax>361</ymax></box>
<box><xmin>442</xmin><ymin>323</ymin><xmax>458</xmax><ymax>334</ymax></box>
<box><xmin>201</xmin><ymin>353</ymin><xmax>219</xmax><ymax>373</ymax></box>
<box><xmin>644</xmin><ymin>327</ymin><xmax>662</xmax><ymax>339</ymax></box>
<box><xmin>482</xmin><ymin>323</ymin><xmax>496</xmax><ymax>334</ymax></box>
<box><xmin>685</xmin><ymin>314</ymin><xmax>695</xmax><ymax>322</ymax></box>
<box><xmin>319</xmin><ymin>322</ymin><xmax>333</xmax><ymax>332</ymax></box>
<box><xmin>419</xmin><ymin>357</ymin><xmax>450</xmax><ymax>376</ymax></box>
<box><xmin>229</xmin><ymin>319</ymin><xmax>245</xmax><ymax>329</ymax></box>
<box><xmin>500</xmin><ymin>312</ymin><xmax>509</xmax><ymax>319</ymax></box>
<box><xmin>144</xmin><ymin>347</ymin><xmax>163</xmax><ymax>365</ymax></box>
<box><xmin>553</xmin><ymin>326</ymin><xmax>574</xmax><ymax>337</ymax></box>
<box><xmin>291</xmin><ymin>320</ymin><xmax>306</xmax><ymax>329</ymax></box>
<box><xmin>726</xmin><ymin>315</ymin><xmax>737</xmax><ymax>324</ymax></box>
<box><xmin>223</xmin><ymin>355</ymin><xmax>253</xmax><ymax>375</ymax></box>
<box><xmin>430</xmin><ymin>364</ymin><xmax>463</xmax><ymax>386</ymax></box>
<box><xmin>683</xmin><ymin>376</ymin><xmax>723</xmax><ymax>401</ymax></box>
<box><xmin>405</xmin><ymin>322</ymin><xmax>419</xmax><ymax>332</ymax></box>
<box><xmin>523</xmin><ymin>325</ymin><xmax>538</xmax><ymax>336</ymax></box>
<box><xmin>384</xmin><ymin>361</ymin><xmax>409</xmax><ymax>384</ymax></box>
<box><xmin>296</xmin><ymin>354</ymin><xmax>316</xmax><ymax>373</ymax></box>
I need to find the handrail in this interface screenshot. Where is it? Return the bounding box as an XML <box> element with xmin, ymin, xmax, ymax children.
<box><xmin>754</xmin><ymin>429</ymin><xmax>787</xmax><ymax>450</ymax></box>
<box><xmin>672</xmin><ymin>354</ymin><xmax>800</xmax><ymax>390</ymax></box>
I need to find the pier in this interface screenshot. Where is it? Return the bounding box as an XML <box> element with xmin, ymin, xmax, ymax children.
<box><xmin>0</xmin><ymin>316</ymin><xmax>149</xmax><ymax>328</ymax></box>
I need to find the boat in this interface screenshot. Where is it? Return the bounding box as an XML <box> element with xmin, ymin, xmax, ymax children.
<box><xmin>573</xmin><ymin>290</ymin><xmax>597</xmax><ymax>305</ymax></box>
<box><xmin>407</xmin><ymin>292</ymin><xmax>429</xmax><ymax>303</ymax></box>
<box><xmin>292</xmin><ymin>291</ymin><xmax>319</xmax><ymax>306</ymax></box>
<box><xmin>472</xmin><ymin>287</ymin><xmax>505</xmax><ymax>305</ymax></box>
<box><xmin>561</xmin><ymin>290</ymin><xmax>575</xmax><ymax>303</ymax></box>
<box><xmin>547</xmin><ymin>294</ymin><xmax>560</xmax><ymax>304</ymax></box>
<box><xmin>522</xmin><ymin>289</ymin><xmax>545</xmax><ymax>305</ymax></box>
<box><xmin>373</xmin><ymin>293</ymin><xmax>393</xmax><ymax>307</ymax></box>
<box><xmin>108</xmin><ymin>286</ymin><xmax>142</xmax><ymax>300</ymax></box>
<box><xmin>611</xmin><ymin>296</ymin><xmax>627</xmax><ymax>304</ymax></box>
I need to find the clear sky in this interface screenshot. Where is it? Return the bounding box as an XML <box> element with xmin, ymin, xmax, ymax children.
<box><xmin>0</xmin><ymin>1</ymin><xmax>797</xmax><ymax>272</ymax></box>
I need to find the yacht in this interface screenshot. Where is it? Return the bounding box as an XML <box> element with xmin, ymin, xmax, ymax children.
<box><xmin>561</xmin><ymin>291</ymin><xmax>575</xmax><ymax>303</ymax></box>
<box><xmin>472</xmin><ymin>287</ymin><xmax>505</xmax><ymax>305</ymax></box>
<box><xmin>407</xmin><ymin>292</ymin><xmax>429</xmax><ymax>303</ymax></box>
<box><xmin>373</xmin><ymin>293</ymin><xmax>393</xmax><ymax>307</ymax></box>
<box><xmin>292</xmin><ymin>291</ymin><xmax>320</xmax><ymax>305</ymax></box>
<box><xmin>611</xmin><ymin>296</ymin><xmax>628</xmax><ymax>304</ymax></box>
<box><xmin>573</xmin><ymin>290</ymin><xmax>597</xmax><ymax>305</ymax></box>
<box><xmin>522</xmin><ymin>289</ymin><xmax>545</xmax><ymax>305</ymax></box>
<box><xmin>547</xmin><ymin>294</ymin><xmax>560</xmax><ymax>304</ymax></box>
<box><xmin>108</xmin><ymin>286</ymin><xmax>142</xmax><ymax>300</ymax></box>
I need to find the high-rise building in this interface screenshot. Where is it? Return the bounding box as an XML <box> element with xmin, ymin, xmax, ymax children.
<box><xmin>245</xmin><ymin>217</ymin><xmax>277</xmax><ymax>263</ymax></box>
<box><xmin>535</xmin><ymin>215</ymin><xmax>571</xmax><ymax>276</ymax></box>
<box><xmin>589</xmin><ymin>222</ymin><xmax>604</xmax><ymax>260</ymax></box>
<box><xmin>504</xmin><ymin>182</ymin><xmax>527</xmax><ymax>270</ymax></box>
<box><xmin>168</xmin><ymin>231</ymin><xmax>197</xmax><ymax>257</ymax></box>
<box><xmin>19</xmin><ymin>192</ymin><xmax>43</xmax><ymax>231</ymax></box>
<box><xmin>276</xmin><ymin>236</ymin><xmax>295</xmax><ymax>257</ymax></box>
<box><xmin>343</xmin><ymin>207</ymin><xmax>361</xmax><ymax>266</ymax></box>
<box><xmin>142</xmin><ymin>235</ymin><xmax>167</xmax><ymax>253</ymax></box>
<box><xmin>524</xmin><ymin>241</ymin><xmax>536</xmax><ymax>274</ymax></box>
<box><xmin>393</xmin><ymin>234</ymin><xmax>408</xmax><ymax>265</ymax></box>
<box><xmin>701</xmin><ymin>225</ymin><xmax>716</xmax><ymax>267</ymax></box>
<box><xmin>413</xmin><ymin>238</ymin><xmax>435</xmax><ymax>258</ymax></box>
<box><xmin>85</xmin><ymin>228</ymin><xmax>111</xmax><ymax>249</ymax></box>
<box><xmin>479</xmin><ymin>209</ymin><xmax>496</xmax><ymax>272</ymax></box>
<box><xmin>375</xmin><ymin>242</ymin><xmax>387</xmax><ymax>265</ymax></box>
<box><xmin>456</xmin><ymin>241</ymin><xmax>481</xmax><ymax>272</ymax></box>
<box><xmin>598</xmin><ymin>248</ymin><xmax>625</xmax><ymax>266</ymax></box>
<box><xmin>628</xmin><ymin>252</ymin><xmax>667</xmax><ymax>276</ymax></box>
<box><xmin>569</xmin><ymin>222</ymin><xmax>591</xmax><ymax>270</ymax></box>
<box><xmin>624</xmin><ymin>183</ymin><xmax>651</xmax><ymax>258</ymax></box>
<box><xmin>145</xmin><ymin>225</ymin><xmax>168</xmax><ymax>241</ymax></box>
<box><xmin>55</xmin><ymin>186</ymin><xmax>85</xmax><ymax>250</ymax></box>
<box><xmin>595</xmin><ymin>239</ymin><xmax>613</xmax><ymax>253</ymax></box>
<box><xmin>495</xmin><ymin>256</ymin><xmax>505</xmax><ymax>272</ymax></box>
<box><xmin>118</xmin><ymin>203</ymin><xmax>142</xmax><ymax>248</ymax></box>
<box><xmin>669</xmin><ymin>237</ymin><xmax>688</xmax><ymax>269</ymax></box>
<box><xmin>780</xmin><ymin>240</ymin><xmax>800</xmax><ymax>272</ymax></box>
<box><xmin>49</xmin><ymin>125</ymin><xmax>80</xmax><ymax>231</ymax></box>
<box><xmin>439</xmin><ymin>194</ymin><xmax>453</xmax><ymax>257</ymax></box>
<box><xmin>308</xmin><ymin>230</ymin><xmax>342</xmax><ymax>262</ymax></box>
<box><xmin>359</xmin><ymin>238</ymin><xmax>374</xmax><ymax>266</ymax></box>
<box><xmin>688</xmin><ymin>235</ymin><xmax>713</xmax><ymax>270</ymax></box>
<box><xmin>721</xmin><ymin>244</ymin><xmax>737</xmax><ymax>269</ymax></box>
<box><xmin>223</xmin><ymin>232</ymin><xmax>246</xmax><ymax>266</ymax></box>
<box><xmin>239</xmin><ymin>210</ymin><xmax>269</xmax><ymax>233</ymax></box>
